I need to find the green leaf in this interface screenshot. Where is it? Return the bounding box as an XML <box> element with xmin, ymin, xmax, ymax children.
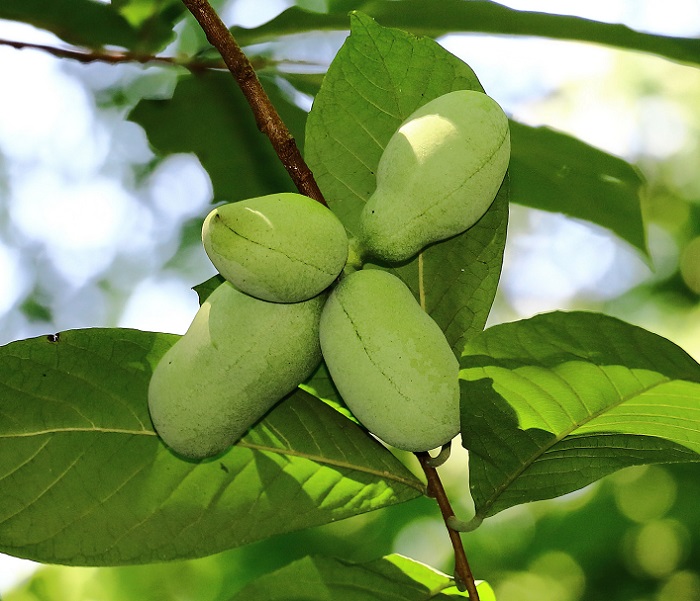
<box><xmin>130</xmin><ymin>71</ymin><xmax>308</xmax><ymax>204</ymax></box>
<box><xmin>193</xmin><ymin>274</ymin><xmax>225</xmax><ymax>305</ymax></box>
<box><xmin>232</xmin><ymin>0</ymin><xmax>700</xmax><ymax>67</ymax></box>
<box><xmin>110</xmin><ymin>0</ymin><xmax>185</xmax><ymax>52</ymax></box>
<box><xmin>510</xmin><ymin>121</ymin><xmax>647</xmax><ymax>256</ymax></box>
<box><xmin>305</xmin><ymin>12</ymin><xmax>507</xmax><ymax>353</ymax></box>
<box><xmin>459</xmin><ymin>311</ymin><xmax>700</xmax><ymax>522</ymax></box>
<box><xmin>0</xmin><ymin>0</ymin><xmax>139</xmax><ymax>49</ymax></box>
<box><xmin>0</xmin><ymin>329</ymin><xmax>423</xmax><ymax>565</ymax></box>
<box><xmin>301</xmin><ymin>361</ymin><xmax>358</xmax><ymax>424</ymax></box>
<box><xmin>229</xmin><ymin>554</ymin><xmax>495</xmax><ymax>600</ymax></box>
<box><xmin>0</xmin><ymin>0</ymin><xmax>181</xmax><ymax>52</ymax></box>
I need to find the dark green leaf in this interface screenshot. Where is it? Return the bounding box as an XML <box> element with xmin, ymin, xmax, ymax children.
<box><xmin>305</xmin><ymin>12</ymin><xmax>507</xmax><ymax>353</ymax></box>
<box><xmin>110</xmin><ymin>0</ymin><xmax>185</xmax><ymax>52</ymax></box>
<box><xmin>233</xmin><ymin>0</ymin><xmax>700</xmax><ymax>67</ymax></box>
<box><xmin>510</xmin><ymin>121</ymin><xmax>647</xmax><ymax>255</ymax></box>
<box><xmin>229</xmin><ymin>554</ymin><xmax>495</xmax><ymax>600</ymax></box>
<box><xmin>193</xmin><ymin>275</ymin><xmax>225</xmax><ymax>305</ymax></box>
<box><xmin>0</xmin><ymin>328</ymin><xmax>423</xmax><ymax>565</ymax></box>
<box><xmin>130</xmin><ymin>71</ymin><xmax>308</xmax><ymax>204</ymax></box>
<box><xmin>460</xmin><ymin>311</ymin><xmax>700</xmax><ymax>523</ymax></box>
<box><xmin>0</xmin><ymin>0</ymin><xmax>139</xmax><ymax>49</ymax></box>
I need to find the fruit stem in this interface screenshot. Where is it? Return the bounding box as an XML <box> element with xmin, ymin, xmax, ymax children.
<box><xmin>425</xmin><ymin>441</ymin><xmax>452</xmax><ymax>467</ymax></box>
<box><xmin>180</xmin><ymin>0</ymin><xmax>328</xmax><ymax>206</ymax></box>
<box><xmin>416</xmin><ymin>451</ymin><xmax>480</xmax><ymax>600</ymax></box>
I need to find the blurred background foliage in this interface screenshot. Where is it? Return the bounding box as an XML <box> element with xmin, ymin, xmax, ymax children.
<box><xmin>1</xmin><ymin>0</ymin><xmax>699</xmax><ymax>600</ymax></box>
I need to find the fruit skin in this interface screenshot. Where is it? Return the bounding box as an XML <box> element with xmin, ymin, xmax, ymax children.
<box><xmin>359</xmin><ymin>90</ymin><xmax>510</xmax><ymax>262</ymax></box>
<box><xmin>202</xmin><ymin>193</ymin><xmax>349</xmax><ymax>303</ymax></box>
<box><xmin>148</xmin><ymin>282</ymin><xmax>324</xmax><ymax>459</ymax></box>
<box><xmin>319</xmin><ymin>269</ymin><xmax>460</xmax><ymax>452</ymax></box>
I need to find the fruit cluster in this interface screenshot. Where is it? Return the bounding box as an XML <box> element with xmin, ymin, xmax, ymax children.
<box><xmin>148</xmin><ymin>89</ymin><xmax>510</xmax><ymax>459</ymax></box>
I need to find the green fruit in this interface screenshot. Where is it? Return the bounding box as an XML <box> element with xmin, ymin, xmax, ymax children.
<box><xmin>202</xmin><ymin>193</ymin><xmax>349</xmax><ymax>303</ymax></box>
<box><xmin>148</xmin><ymin>282</ymin><xmax>324</xmax><ymax>459</ymax></box>
<box><xmin>359</xmin><ymin>90</ymin><xmax>510</xmax><ymax>262</ymax></box>
<box><xmin>319</xmin><ymin>269</ymin><xmax>460</xmax><ymax>452</ymax></box>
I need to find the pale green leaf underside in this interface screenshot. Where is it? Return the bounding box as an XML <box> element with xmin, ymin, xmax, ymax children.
<box><xmin>230</xmin><ymin>554</ymin><xmax>495</xmax><ymax>601</ymax></box>
<box><xmin>0</xmin><ymin>329</ymin><xmax>423</xmax><ymax>566</ymax></box>
<box><xmin>460</xmin><ymin>311</ymin><xmax>700</xmax><ymax>521</ymax></box>
<box><xmin>305</xmin><ymin>12</ymin><xmax>507</xmax><ymax>353</ymax></box>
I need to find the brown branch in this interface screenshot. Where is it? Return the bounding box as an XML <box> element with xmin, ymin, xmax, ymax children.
<box><xmin>416</xmin><ymin>451</ymin><xmax>480</xmax><ymax>600</ymax></box>
<box><xmin>180</xmin><ymin>0</ymin><xmax>327</xmax><ymax>205</ymax></box>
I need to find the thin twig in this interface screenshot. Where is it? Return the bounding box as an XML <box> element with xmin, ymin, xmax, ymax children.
<box><xmin>0</xmin><ymin>37</ymin><xmax>220</xmax><ymax>70</ymax></box>
<box><xmin>0</xmin><ymin>37</ymin><xmax>306</xmax><ymax>73</ymax></box>
<box><xmin>416</xmin><ymin>451</ymin><xmax>480</xmax><ymax>600</ymax></box>
<box><xmin>180</xmin><ymin>0</ymin><xmax>327</xmax><ymax>205</ymax></box>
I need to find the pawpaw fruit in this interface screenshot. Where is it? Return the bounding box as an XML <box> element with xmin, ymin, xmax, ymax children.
<box><xmin>202</xmin><ymin>193</ymin><xmax>349</xmax><ymax>303</ymax></box>
<box><xmin>148</xmin><ymin>282</ymin><xmax>324</xmax><ymax>459</ymax></box>
<box><xmin>359</xmin><ymin>90</ymin><xmax>510</xmax><ymax>262</ymax></box>
<box><xmin>319</xmin><ymin>269</ymin><xmax>460</xmax><ymax>452</ymax></box>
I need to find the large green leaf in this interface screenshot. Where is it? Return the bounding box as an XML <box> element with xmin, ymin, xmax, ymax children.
<box><xmin>232</xmin><ymin>0</ymin><xmax>700</xmax><ymax>67</ymax></box>
<box><xmin>129</xmin><ymin>71</ymin><xmax>308</xmax><ymax>204</ymax></box>
<box><xmin>305</xmin><ymin>12</ymin><xmax>507</xmax><ymax>353</ymax></box>
<box><xmin>229</xmin><ymin>554</ymin><xmax>495</xmax><ymax>601</ymax></box>
<box><xmin>459</xmin><ymin>311</ymin><xmax>700</xmax><ymax>524</ymax></box>
<box><xmin>0</xmin><ymin>0</ymin><xmax>174</xmax><ymax>51</ymax></box>
<box><xmin>0</xmin><ymin>328</ymin><xmax>423</xmax><ymax>565</ymax></box>
<box><xmin>510</xmin><ymin>121</ymin><xmax>646</xmax><ymax>255</ymax></box>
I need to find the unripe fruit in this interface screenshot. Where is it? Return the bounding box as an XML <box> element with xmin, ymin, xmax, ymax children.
<box><xmin>202</xmin><ymin>193</ymin><xmax>349</xmax><ymax>303</ymax></box>
<box><xmin>148</xmin><ymin>282</ymin><xmax>324</xmax><ymax>459</ymax></box>
<box><xmin>319</xmin><ymin>269</ymin><xmax>460</xmax><ymax>452</ymax></box>
<box><xmin>359</xmin><ymin>90</ymin><xmax>510</xmax><ymax>262</ymax></box>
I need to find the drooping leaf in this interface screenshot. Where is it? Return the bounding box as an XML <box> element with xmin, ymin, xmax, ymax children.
<box><xmin>459</xmin><ymin>311</ymin><xmax>700</xmax><ymax>523</ymax></box>
<box><xmin>0</xmin><ymin>328</ymin><xmax>423</xmax><ymax>566</ymax></box>
<box><xmin>305</xmin><ymin>12</ymin><xmax>507</xmax><ymax>353</ymax></box>
<box><xmin>232</xmin><ymin>0</ymin><xmax>700</xmax><ymax>67</ymax></box>
<box><xmin>0</xmin><ymin>0</ymin><xmax>139</xmax><ymax>49</ymax></box>
<box><xmin>130</xmin><ymin>71</ymin><xmax>308</xmax><ymax>204</ymax></box>
<box><xmin>0</xmin><ymin>0</ymin><xmax>179</xmax><ymax>52</ymax></box>
<box><xmin>510</xmin><ymin>121</ymin><xmax>647</xmax><ymax>256</ymax></box>
<box><xmin>229</xmin><ymin>554</ymin><xmax>496</xmax><ymax>601</ymax></box>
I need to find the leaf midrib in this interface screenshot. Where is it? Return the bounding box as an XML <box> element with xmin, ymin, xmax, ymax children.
<box><xmin>473</xmin><ymin>374</ymin><xmax>677</xmax><ymax>519</ymax></box>
<box><xmin>0</xmin><ymin>428</ymin><xmax>424</xmax><ymax>491</ymax></box>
